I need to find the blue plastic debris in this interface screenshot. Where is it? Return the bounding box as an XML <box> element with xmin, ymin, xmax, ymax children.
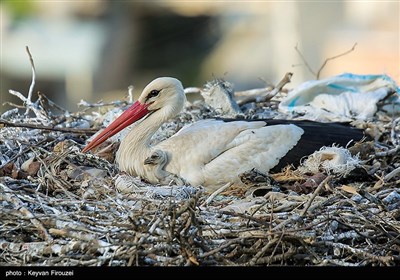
<box><xmin>279</xmin><ymin>73</ymin><xmax>400</xmax><ymax>121</ymax></box>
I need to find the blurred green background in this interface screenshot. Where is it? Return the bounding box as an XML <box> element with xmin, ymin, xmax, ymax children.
<box><xmin>1</xmin><ymin>0</ymin><xmax>399</xmax><ymax>114</ymax></box>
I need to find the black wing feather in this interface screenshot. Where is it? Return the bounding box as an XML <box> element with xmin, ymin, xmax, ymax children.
<box><xmin>218</xmin><ymin>118</ymin><xmax>366</xmax><ymax>172</ymax></box>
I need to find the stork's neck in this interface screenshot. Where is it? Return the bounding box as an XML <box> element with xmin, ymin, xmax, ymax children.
<box><xmin>115</xmin><ymin>104</ymin><xmax>179</xmax><ymax>175</ymax></box>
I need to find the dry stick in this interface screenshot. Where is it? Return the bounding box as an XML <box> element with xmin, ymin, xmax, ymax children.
<box><xmin>316</xmin><ymin>240</ymin><xmax>394</xmax><ymax>265</ymax></box>
<box><xmin>37</xmin><ymin>92</ymin><xmax>67</xmax><ymax>113</ymax></box>
<box><xmin>25</xmin><ymin>46</ymin><xmax>35</xmax><ymax>116</ymax></box>
<box><xmin>298</xmin><ymin>235</ymin><xmax>324</xmax><ymax>263</ymax></box>
<box><xmin>219</xmin><ymin>210</ymin><xmax>271</xmax><ymax>226</ymax></box>
<box><xmin>256</xmin><ymin>247</ymin><xmax>296</xmax><ymax>265</ymax></box>
<box><xmin>0</xmin><ymin>137</ymin><xmax>51</xmax><ymax>169</ymax></box>
<box><xmin>237</xmin><ymin>72</ymin><xmax>293</xmax><ymax>106</ymax></box>
<box><xmin>294</xmin><ymin>43</ymin><xmax>357</xmax><ymax>79</ymax></box>
<box><xmin>294</xmin><ymin>43</ymin><xmax>317</xmax><ymax>77</ymax></box>
<box><xmin>300</xmin><ymin>175</ymin><xmax>332</xmax><ymax>217</ymax></box>
<box><xmin>0</xmin><ymin>240</ymin><xmax>82</xmax><ymax>256</ymax></box>
<box><xmin>202</xmin><ymin>182</ymin><xmax>233</xmax><ymax>206</ymax></box>
<box><xmin>79</xmin><ymin>85</ymin><xmax>134</xmax><ymax>108</ymax></box>
<box><xmin>308</xmin><ymin>192</ymin><xmax>342</xmax><ymax>213</ymax></box>
<box><xmin>390</xmin><ymin>116</ymin><xmax>400</xmax><ymax>146</ymax></box>
<box><xmin>246</xmin><ymin>200</ymin><xmax>270</xmax><ymax>227</ymax></box>
<box><xmin>0</xmin><ymin>119</ymin><xmax>97</xmax><ymax>134</ymax></box>
<box><xmin>235</xmin><ymin>86</ymin><xmax>273</xmax><ymax>97</ymax></box>
<box><xmin>248</xmin><ymin>237</ymin><xmax>279</xmax><ymax>266</ymax></box>
<box><xmin>269</xmin><ymin>198</ymin><xmax>274</xmax><ymax>232</ymax></box>
<box><xmin>384</xmin><ymin>166</ymin><xmax>400</xmax><ymax>181</ymax></box>
<box><xmin>48</xmin><ymin>228</ymin><xmax>96</xmax><ymax>242</ymax></box>
<box><xmin>176</xmin><ymin>193</ymin><xmax>200</xmax><ymax>216</ymax></box>
<box><xmin>269</xmin><ymin>230</ymin><xmax>285</xmax><ymax>263</ymax></box>
<box><xmin>270</xmin><ymin>216</ymin><xmax>294</xmax><ymax>232</ymax></box>
<box><xmin>198</xmin><ymin>237</ymin><xmax>242</xmax><ymax>259</ymax></box>
<box><xmin>274</xmin><ymin>218</ymin><xmax>331</xmax><ymax>235</ymax></box>
<box><xmin>9</xmin><ymin>47</ymin><xmax>50</xmax><ymax>121</ymax></box>
<box><xmin>363</xmin><ymin>207</ymin><xmax>400</xmax><ymax>238</ymax></box>
<box><xmin>0</xmin><ymin>183</ymin><xmax>52</xmax><ymax>241</ymax></box>
<box><xmin>8</xmin><ymin>90</ymin><xmax>48</xmax><ymax>122</ymax></box>
<box><xmin>336</xmin><ymin>204</ymin><xmax>399</xmax><ymax>244</ymax></box>
<box><xmin>78</xmin><ymin>99</ymin><xmax>128</xmax><ymax>108</ymax></box>
<box><xmin>316</xmin><ymin>43</ymin><xmax>357</xmax><ymax>79</ymax></box>
<box><xmin>374</xmin><ymin>145</ymin><xmax>400</xmax><ymax>157</ymax></box>
<box><xmin>179</xmin><ymin>207</ymin><xmax>195</xmax><ymax>237</ymax></box>
<box><xmin>223</xmin><ymin>245</ymin><xmax>239</xmax><ymax>260</ymax></box>
<box><xmin>35</xmin><ymin>153</ymin><xmax>80</xmax><ymax>200</ymax></box>
<box><xmin>269</xmin><ymin>72</ymin><xmax>293</xmax><ymax>98</ymax></box>
<box><xmin>2</xmin><ymin>102</ymin><xmax>25</xmax><ymax>109</ymax></box>
<box><xmin>358</xmin><ymin>188</ymin><xmax>388</xmax><ymax>211</ymax></box>
<box><xmin>324</xmin><ymin>259</ymin><xmax>359</xmax><ymax>266</ymax></box>
<box><xmin>184</xmin><ymin>87</ymin><xmax>202</xmax><ymax>95</ymax></box>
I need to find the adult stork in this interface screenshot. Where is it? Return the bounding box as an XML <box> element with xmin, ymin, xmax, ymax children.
<box><xmin>82</xmin><ymin>77</ymin><xmax>364</xmax><ymax>190</ymax></box>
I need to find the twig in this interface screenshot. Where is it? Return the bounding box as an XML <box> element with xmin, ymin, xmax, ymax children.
<box><xmin>374</xmin><ymin>145</ymin><xmax>400</xmax><ymax>157</ymax></box>
<box><xmin>300</xmin><ymin>175</ymin><xmax>332</xmax><ymax>216</ymax></box>
<box><xmin>0</xmin><ymin>183</ymin><xmax>52</xmax><ymax>241</ymax></box>
<box><xmin>48</xmin><ymin>228</ymin><xmax>97</xmax><ymax>242</ymax></box>
<box><xmin>218</xmin><ymin>210</ymin><xmax>271</xmax><ymax>226</ymax></box>
<box><xmin>315</xmin><ymin>240</ymin><xmax>394</xmax><ymax>265</ymax></box>
<box><xmin>201</xmin><ymin>182</ymin><xmax>233</xmax><ymax>206</ymax></box>
<box><xmin>358</xmin><ymin>188</ymin><xmax>387</xmax><ymax>211</ymax></box>
<box><xmin>316</xmin><ymin>43</ymin><xmax>357</xmax><ymax>79</ymax></box>
<box><xmin>255</xmin><ymin>247</ymin><xmax>296</xmax><ymax>265</ymax></box>
<box><xmin>323</xmin><ymin>259</ymin><xmax>360</xmax><ymax>266</ymax></box>
<box><xmin>248</xmin><ymin>237</ymin><xmax>279</xmax><ymax>265</ymax></box>
<box><xmin>77</xmin><ymin>99</ymin><xmax>128</xmax><ymax>108</ymax></box>
<box><xmin>25</xmin><ymin>46</ymin><xmax>36</xmax><ymax>116</ymax></box>
<box><xmin>294</xmin><ymin>43</ymin><xmax>317</xmax><ymax>77</ymax></box>
<box><xmin>384</xmin><ymin>166</ymin><xmax>400</xmax><ymax>181</ymax></box>
<box><xmin>0</xmin><ymin>137</ymin><xmax>52</xmax><ymax>169</ymax></box>
<box><xmin>2</xmin><ymin>102</ymin><xmax>25</xmax><ymax>109</ymax></box>
<box><xmin>294</xmin><ymin>43</ymin><xmax>357</xmax><ymax>79</ymax></box>
<box><xmin>306</xmin><ymin>193</ymin><xmax>339</xmax><ymax>212</ymax></box>
<box><xmin>246</xmin><ymin>200</ymin><xmax>270</xmax><ymax>227</ymax></box>
<box><xmin>8</xmin><ymin>90</ymin><xmax>48</xmax><ymax>122</ymax></box>
<box><xmin>270</xmin><ymin>72</ymin><xmax>293</xmax><ymax>97</ymax></box>
<box><xmin>0</xmin><ymin>119</ymin><xmax>97</xmax><ymax>134</ymax></box>
<box><xmin>390</xmin><ymin>116</ymin><xmax>400</xmax><ymax>146</ymax></box>
<box><xmin>176</xmin><ymin>192</ymin><xmax>200</xmax><ymax>217</ymax></box>
<box><xmin>237</xmin><ymin>72</ymin><xmax>293</xmax><ymax>106</ymax></box>
<box><xmin>235</xmin><ymin>88</ymin><xmax>271</xmax><ymax>101</ymax></box>
<box><xmin>184</xmin><ymin>87</ymin><xmax>202</xmax><ymax>95</ymax></box>
<box><xmin>37</xmin><ymin>92</ymin><xmax>67</xmax><ymax>113</ymax></box>
<box><xmin>198</xmin><ymin>238</ymin><xmax>242</xmax><ymax>258</ymax></box>
<box><xmin>269</xmin><ymin>230</ymin><xmax>285</xmax><ymax>261</ymax></box>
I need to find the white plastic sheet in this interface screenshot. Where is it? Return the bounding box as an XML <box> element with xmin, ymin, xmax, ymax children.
<box><xmin>279</xmin><ymin>73</ymin><xmax>400</xmax><ymax>121</ymax></box>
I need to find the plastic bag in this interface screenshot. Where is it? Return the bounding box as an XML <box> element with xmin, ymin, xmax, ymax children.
<box><xmin>279</xmin><ymin>73</ymin><xmax>400</xmax><ymax>121</ymax></box>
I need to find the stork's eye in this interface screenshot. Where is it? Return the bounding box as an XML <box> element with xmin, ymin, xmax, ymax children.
<box><xmin>148</xmin><ymin>89</ymin><xmax>160</xmax><ymax>99</ymax></box>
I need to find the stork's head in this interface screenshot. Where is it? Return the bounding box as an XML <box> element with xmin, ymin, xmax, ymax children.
<box><xmin>82</xmin><ymin>77</ymin><xmax>186</xmax><ymax>153</ymax></box>
<box><xmin>144</xmin><ymin>149</ymin><xmax>168</xmax><ymax>166</ymax></box>
<box><xmin>139</xmin><ymin>77</ymin><xmax>186</xmax><ymax>113</ymax></box>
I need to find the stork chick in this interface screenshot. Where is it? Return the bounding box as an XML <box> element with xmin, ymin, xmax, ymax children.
<box><xmin>144</xmin><ymin>149</ymin><xmax>186</xmax><ymax>186</ymax></box>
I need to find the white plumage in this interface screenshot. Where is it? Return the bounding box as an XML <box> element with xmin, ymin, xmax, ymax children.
<box><xmin>84</xmin><ymin>77</ymin><xmax>356</xmax><ymax>191</ymax></box>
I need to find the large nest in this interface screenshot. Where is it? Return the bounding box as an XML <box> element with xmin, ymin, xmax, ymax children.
<box><xmin>0</xmin><ymin>74</ymin><xmax>399</xmax><ymax>266</ymax></box>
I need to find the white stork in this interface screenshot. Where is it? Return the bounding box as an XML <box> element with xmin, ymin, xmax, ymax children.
<box><xmin>82</xmin><ymin>77</ymin><xmax>364</xmax><ymax>190</ymax></box>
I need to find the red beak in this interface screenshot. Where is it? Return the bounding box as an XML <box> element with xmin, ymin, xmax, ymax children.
<box><xmin>82</xmin><ymin>101</ymin><xmax>150</xmax><ymax>153</ymax></box>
